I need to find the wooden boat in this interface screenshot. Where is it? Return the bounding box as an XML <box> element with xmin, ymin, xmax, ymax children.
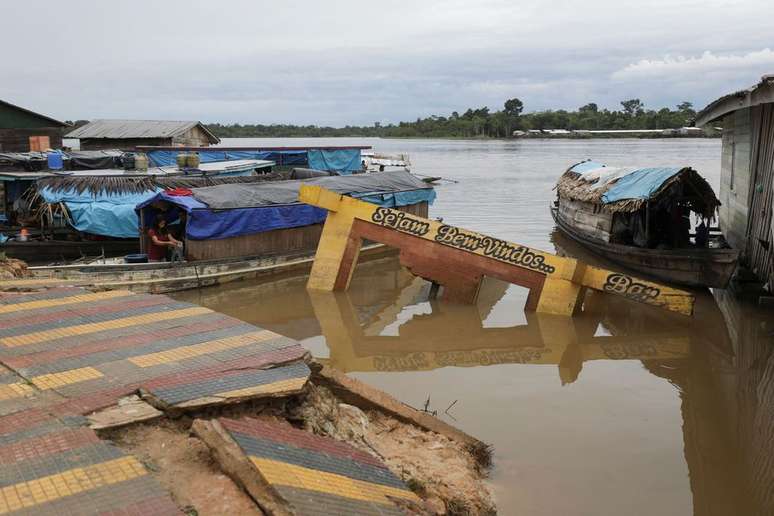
<box><xmin>551</xmin><ymin>161</ymin><xmax>739</xmax><ymax>289</ymax></box>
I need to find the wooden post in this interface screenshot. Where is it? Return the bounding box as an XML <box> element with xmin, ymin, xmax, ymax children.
<box><xmin>304</xmin><ymin>188</ymin><xmax>363</xmax><ymax>291</ymax></box>
<box><xmin>139</xmin><ymin>210</ymin><xmax>146</xmax><ymax>253</ymax></box>
<box><xmin>645</xmin><ymin>201</ymin><xmax>650</xmax><ymax>246</ymax></box>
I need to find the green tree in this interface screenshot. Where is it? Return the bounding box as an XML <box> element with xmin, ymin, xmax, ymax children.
<box><xmin>503</xmin><ymin>98</ymin><xmax>524</xmax><ymax>116</ymax></box>
<box><xmin>621</xmin><ymin>99</ymin><xmax>645</xmax><ymax>117</ymax></box>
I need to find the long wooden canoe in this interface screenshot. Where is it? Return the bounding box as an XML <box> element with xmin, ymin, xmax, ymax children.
<box><xmin>19</xmin><ymin>244</ymin><xmax>396</xmax><ymax>294</ymax></box>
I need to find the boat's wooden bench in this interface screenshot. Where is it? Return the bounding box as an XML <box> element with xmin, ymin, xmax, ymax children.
<box><xmin>299</xmin><ymin>185</ymin><xmax>695</xmax><ymax>317</ymax></box>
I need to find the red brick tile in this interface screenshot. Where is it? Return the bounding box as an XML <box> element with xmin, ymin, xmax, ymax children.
<box><xmin>0</xmin><ymin>426</ymin><xmax>98</xmax><ymax>463</ymax></box>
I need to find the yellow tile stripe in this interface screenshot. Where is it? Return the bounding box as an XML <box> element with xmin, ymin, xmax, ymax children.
<box><xmin>0</xmin><ymin>306</ymin><xmax>210</xmax><ymax>347</ymax></box>
<box><xmin>249</xmin><ymin>457</ymin><xmax>419</xmax><ymax>506</ymax></box>
<box><xmin>0</xmin><ymin>382</ymin><xmax>34</xmax><ymax>401</ymax></box>
<box><xmin>0</xmin><ymin>290</ymin><xmax>134</xmax><ymax>315</ymax></box>
<box><xmin>213</xmin><ymin>377</ymin><xmax>307</xmax><ymax>401</ymax></box>
<box><xmin>0</xmin><ymin>456</ymin><xmax>147</xmax><ymax>514</ymax></box>
<box><xmin>31</xmin><ymin>367</ymin><xmax>104</xmax><ymax>390</ymax></box>
<box><xmin>128</xmin><ymin>329</ymin><xmax>278</xmax><ymax>368</ymax></box>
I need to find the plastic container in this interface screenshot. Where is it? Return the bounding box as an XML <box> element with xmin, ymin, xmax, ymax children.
<box><xmin>176</xmin><ymin>153</ymin><xmax>188</xmax><ymax>169</ymax></box>
<box><xmin>134</xmin><ymin>153</ymin><xmax>148</xmax><ymax>171</ymax></box>
<box><xmin>47</xmin><ymin>151</ymin><xmax>64</xmax><ymax>170</ymax></box>
<box><xmin>186</xmin><ymin>153</ymin><xmax>200</xmax><ymax>169</ymax></box>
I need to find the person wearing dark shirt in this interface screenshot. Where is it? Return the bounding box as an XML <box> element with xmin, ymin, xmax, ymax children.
<box><xmin>147</xmin><ymin>218</ymin><xmax>182</xmax><ymax>262</ymax></box>
<box><xmin>695</xmin><ymin>220</ymin><xmax>709</xmax><ymax>248</ymax></box>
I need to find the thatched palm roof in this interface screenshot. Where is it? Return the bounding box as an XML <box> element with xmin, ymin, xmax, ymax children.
<box><xmin>35</xmin><ymin>172</ymin><xmax>289</xmax><ymax>196</ymax></box>
<box><xmin>556</xmin><ymin>162</ymin><xmax>720</xmax><ymax>218</ymax></box>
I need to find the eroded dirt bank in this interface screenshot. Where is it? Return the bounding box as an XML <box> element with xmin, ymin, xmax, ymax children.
<box><xmin>105</xmin><ymin>375</ymin><xmax>495</xmax><ymax>515</ymax></box>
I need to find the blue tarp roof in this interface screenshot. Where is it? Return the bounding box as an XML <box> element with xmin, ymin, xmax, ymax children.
<box><xmin>137</xmin><ymin>172</ymin><xmax>435</xmax><ymax>241</ymax></box>
<box><xmin>568</xmin><ymin>161</ymin><xmax>685</xmax><ymax>204</ymax></box>
<box><xmin>40</xmin><ymin>187</ymin><xmax>160</xmax><ymax>238</ymax></box>
<box><xmin>146</xmin><ymin>149</ymin><xmax>306</xmax><ymax>168</ymax></box>
<box><xmin>307</xmin><ymin>149</ymin><xmax>361</xmax><ymax>175</ymax></box>
<box><xmin>145</xmin><ymin>148</ymin><xmax>362</xmax><ymax>174</ymax></box>
<box><xmin>602</xmin><ymin>167</ymin><xmax>683</xmax><ymax>203</ymax></box>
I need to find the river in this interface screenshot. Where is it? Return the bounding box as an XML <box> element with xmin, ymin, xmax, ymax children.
<box><xmin>173</xmin><ymin>138</ymin><xmax>774</xmax><ymax>515</ymax></box>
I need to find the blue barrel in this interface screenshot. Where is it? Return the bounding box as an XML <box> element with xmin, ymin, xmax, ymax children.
<box><xmin>47</xmin><ymin>151</ymin><xmax>64</xmax><ymax>170</ymax></box>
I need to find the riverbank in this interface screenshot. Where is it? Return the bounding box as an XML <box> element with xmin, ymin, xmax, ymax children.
<box><xmin>0</xmin><ymin>286</ymin><xmax>494</xmax><ymax>515</ymax></box>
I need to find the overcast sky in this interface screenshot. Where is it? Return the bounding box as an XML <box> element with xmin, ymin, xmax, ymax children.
<box><xmin>2</xmin><ymin>0</ymin><xmax>773</xmax><ymax>126</ymax></box>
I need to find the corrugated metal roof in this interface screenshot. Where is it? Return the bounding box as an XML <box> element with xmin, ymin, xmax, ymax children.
<box><xmin>0</xmin><ymin>99</ymin><xmax>69</xmax><ymax>127</ymax></box>
<box><xmin>65</xmin><ymin>119</ymin><xmax>219</xmax><ymax>143</ymax></box>
<box><xmin>695</xmin><ymin>75</ymin><xmax>774</xmax><ymax>126</ymax></box>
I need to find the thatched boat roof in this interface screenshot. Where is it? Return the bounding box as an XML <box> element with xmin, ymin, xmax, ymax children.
<box><xmin>35</xmin><ymin>172</ymin><xmax>289</xmax><ymax>196</ymax></box>
<box><xmin>556</xmin><ymin>161</ymin><xmax>720</xmax><ymax>218</ymax></box>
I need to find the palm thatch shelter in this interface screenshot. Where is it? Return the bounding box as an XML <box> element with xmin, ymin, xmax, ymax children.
<box><xmin>555</xmin><ymin>161</ymin><xmax>721</xmax><ymax>247</ymax></box>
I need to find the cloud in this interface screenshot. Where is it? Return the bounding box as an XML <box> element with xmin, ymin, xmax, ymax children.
<box><xmin>612</xmin><ymin>49</ymin><xmax>774</xmax><ymax>81</ymax></box>
<box><xmin>2</xmin><ymin>1</ymin><xmax>774</xmax><ymax>124</ymax></box>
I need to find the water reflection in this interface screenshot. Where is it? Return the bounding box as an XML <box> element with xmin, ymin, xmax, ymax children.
<box><xmin>310</xmin><ymin>285</ymin><xmax>690</xmax><ymax>385</ymax></box>
<box><xmin>172</xmin><ymin>256</ymin><xmax>773</xmax><ymax>515</ymax></box>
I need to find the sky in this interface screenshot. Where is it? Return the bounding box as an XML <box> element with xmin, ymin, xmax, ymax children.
<box><xmin>2</xmin><ymin>0</ymin><xmax>773</xmax><ymax>126</ymax></box>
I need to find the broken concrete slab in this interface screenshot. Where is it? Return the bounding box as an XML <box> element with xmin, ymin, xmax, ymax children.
<box><xmin>192</xmin><ymin>419</ymin><xmax>295</xmax><ymax>516</ymax></box>
<box><xmin>142</xmin><ymin>362</ymin><xmax>311</xmax><ymax>414</ymax></box>
<box><xmin>194</xmin><ymin>416</ymin><xmax>422</xmax><ymax>515</ymax></box>
<box><xmin>88</xmin><ymin>395</ymin><xmax>163</xmax><ymax>430</ymax></box>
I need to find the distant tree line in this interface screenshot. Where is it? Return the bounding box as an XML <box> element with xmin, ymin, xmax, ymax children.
<box><xmin>65</xmin><ymin>99</ymin><xmax>699</xmax><ymax>139</ymax></box>
<box><xmin>49</xmin><ymin>98</ymin><xmax>687</xmax><ymax>140</ymax></box>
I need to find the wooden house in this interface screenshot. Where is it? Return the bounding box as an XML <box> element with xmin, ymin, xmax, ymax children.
<box><xmin>66</xmin><ymin>119</ymin><xmax>220</xmax><ymax>150</ymax></box>
<box><xmin>696</xmin><ymin>75</ymin><xmax>774</xmax><ymax>288</ymax></box>
<box><xmin>0</xmin><ymin>100</ymin><xmax>69</xmax><ymax>152</ymax></box>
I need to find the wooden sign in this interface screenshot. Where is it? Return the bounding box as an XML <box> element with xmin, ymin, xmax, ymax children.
<box><xmin>300</xmin><ymin>185</ymin><xmax>695</xmax><ymax>316</ymax></box>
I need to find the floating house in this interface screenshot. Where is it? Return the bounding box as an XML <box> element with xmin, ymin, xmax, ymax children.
<box><xmin>66</xmin><ymin>119</ymin><xmax>220</xmax><ymax>150</ymax></box>
<box><xmin>136</xmin><ymin>145</ymin><xmax>369</xmax><ymax>174</ymax></box>
<box><xmin>695</xmin><ymin>75</ymin><xmax>774</xmax><ymax>289</ymax></box>
<box><xmin>137</xmin><ymin>170</ymin><xmax>435</xmax><ymax>261</ymax></box>
<box><xmin>1</xmin><ymin>166</ymin><xmax>274</xmax><ymax>262</ymax></box>
<box><xmin>0</xmin><ymin>99</ymin><xmax>69</xmax><ymax>152</ymax></box>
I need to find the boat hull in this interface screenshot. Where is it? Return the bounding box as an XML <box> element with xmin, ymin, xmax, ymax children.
<box><xmin>21</xmin><ymin>244</ymin><xmax>397</xmax><ymax>294</ymax></box>
<box><xmin>551</xmin><ymin>206</ymin><xmax>738</xmax><ymax>289</ymax></box>
<box><xmin>1</xmin><ymin>239</ymin><xmax>139</xmax><ymax>264</ymax></box>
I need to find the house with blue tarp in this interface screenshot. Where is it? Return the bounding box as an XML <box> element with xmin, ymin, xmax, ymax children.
<box><xmin>136</xmin><ymin>170</ymin><xmax>435</xmax><ymax>261</ymax></box>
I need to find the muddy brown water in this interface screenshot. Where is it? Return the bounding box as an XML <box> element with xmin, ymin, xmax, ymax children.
<box><xmin>173</xmin><ymin>138</ymin><xmax>774</xmax><ymax>516</ymax></box>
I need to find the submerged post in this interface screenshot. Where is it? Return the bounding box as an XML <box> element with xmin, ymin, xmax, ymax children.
<box><xmin>304</xmin><ymin>187</ymin><xmax>363</xmax><ymax>291</ymax></box>
<box><xmin>300</xmin><ymin>185</ymin><xmax>695</xmax><ymax>316</ymax></box>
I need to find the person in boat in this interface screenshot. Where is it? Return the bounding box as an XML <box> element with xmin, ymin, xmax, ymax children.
<box><xmin>695</xmin><ymin>219</ymin><xmax>709</xmax><ymax>248</ymax></box>
<box><xmin>147</xmin><ymin>218</ymin><xmax>183</xmax><ymax>262</ymax></box>
<box><xmin>166</xmin><ymin>209</ymin><xmax>187</xmax><ymax>242</ymax></box>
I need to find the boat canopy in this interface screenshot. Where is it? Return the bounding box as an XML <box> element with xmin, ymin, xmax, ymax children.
<box><xmin>137</xmin><ymin>170</ymin><xmax>436</xmax><ymax>241</ymax></box>
<box><xmin>31</xmin><ymin>173</ymin><xmax>287</xmax><ymax>238</ymax></box>
<box><xmin>557</xmin><ymin>160</ymin><xmax>720</xmax><ymax>218</ymax></box>
<box><xmin>39</xmin><ymin>186</ymin><xmax>161</xmax><ymax>239</ymax></box>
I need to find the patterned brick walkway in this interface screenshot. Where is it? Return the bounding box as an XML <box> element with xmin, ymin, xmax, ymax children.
<box><xmin>0</xmin><ymin>287</ymin><xmax>312</xmax><ymax>515</ymax></box>
<box><xmin>0</xmin><ymin>413</ymin><xmax>178</xmax><ymax>515</ymax></box>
